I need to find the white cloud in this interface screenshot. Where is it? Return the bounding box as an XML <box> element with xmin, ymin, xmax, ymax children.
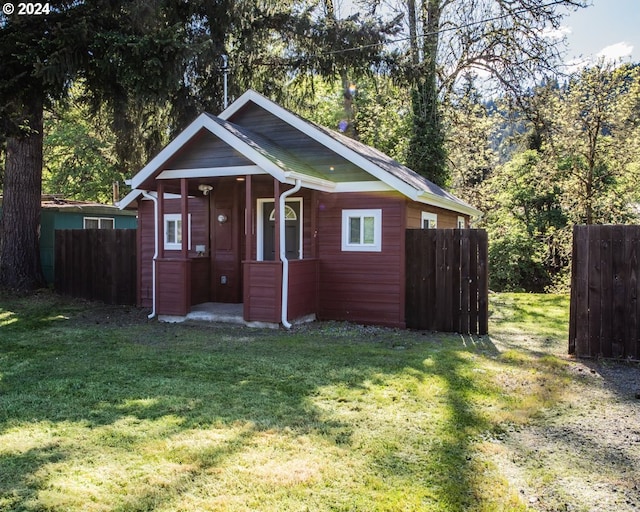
<box><xmin>563</xmin><ymin>42</ymin><xmax>634</xmax><ymax>72</ymax></box>
<box><xmin>543</xmin><ymin>25</ymin><xmax>572</xmax><ymax>41</ymax></box>
<box><xmin>597</xmin><ymin>42</ymin><xmax>634</xmax><ymax>61</ymax></box>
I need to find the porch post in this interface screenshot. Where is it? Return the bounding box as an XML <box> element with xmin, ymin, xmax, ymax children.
<box><xmin>245</xmin><ymin>175</ymin><xmax>252</xmax><ymax>260</ymax></box>
<box><xmin>273</xmin><ymin>178</ymin><xmax>280</xmax><ymax>261</ymax></box>
<box><xmin>180</xmin><ymin>178</ymin><xmax>189</xmax><ymax>258</ymax></box>
<box><xmin>157</xmin><ymin>181</ymin><xmax>165</xmax><ymax>259</ymax></box>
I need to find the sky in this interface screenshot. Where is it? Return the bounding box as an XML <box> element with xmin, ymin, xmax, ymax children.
<box><xmin>562</xmin><ymin>0</ymin><xmax>640</xmax><ymax>67</ymax></box>
<box><xmin>336</xmin><ymin>0</ymin><xmax>640</xmax><ymax>69</ymax></box>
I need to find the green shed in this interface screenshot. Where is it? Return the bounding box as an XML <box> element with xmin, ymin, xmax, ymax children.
<box><xmin>1</xmin><ymin>196</ymin><xmax>138</xmax><ymax>284</ymax></box>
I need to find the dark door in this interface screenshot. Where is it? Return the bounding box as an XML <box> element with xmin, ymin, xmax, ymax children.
<box><xmin>262</xmin><ymin>200</ymin><xmax>301</xmax><ymax>261</ymax></box>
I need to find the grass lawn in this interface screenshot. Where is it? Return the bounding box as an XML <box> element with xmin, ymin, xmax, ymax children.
<box><xmin>0</xmin><ymin>291</ymin><xmax>572</xmax><ymax>511</ymax></box>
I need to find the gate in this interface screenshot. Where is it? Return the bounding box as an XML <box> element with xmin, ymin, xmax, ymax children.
<box><xmin>569</xmin><ymin>225</ymin><xmax>640</xmax><ymax>359</ymax></box>
<box><xmin>405</xmin><ymin>229</ymin><xmax>488</xmax><ymax>334</ymax></box>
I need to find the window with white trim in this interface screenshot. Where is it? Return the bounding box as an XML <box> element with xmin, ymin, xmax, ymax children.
<box><xmin>457</xmin><ymin>216</ymin><xmax>466</xmax><ymax>229</ymax></box>
<box><xmin>341</xmin><ymin>209</ymin><xmax>382</xmax><ymax>252</ymax></box>
<box><xmin>164</xmin><ymin>213</ymin><xmax>191</xmax><ymax>251</ymax></box>
<box><xmin>83</xmin><ymin>217</ymin><xmax>114</xmax><ymax>229</ymax></box>
<box><xmin>421</xmin><ymin>211</ymin><xmax>437</xmax><ymax>229</ymax></box>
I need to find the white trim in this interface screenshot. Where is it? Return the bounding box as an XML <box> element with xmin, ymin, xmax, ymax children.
<box><xmin>269</xmin><ymin>204</ymin><xmax>297</xmax><ymax>221</ymax></box>
<box><xmin>333</xmin><ymin>181</ymin><xmax>395</xmax><ymax>193</ymax></box>
<box><xmin>341</xmin><ymin>209</ymin><xmax>382</xmax><ymax>252</ymax></box>
<box><xmin>457</xmin><ymin>216</ymin><xmax>466</xmax><ymax>229</ymax></box>
<box><xmin>416</xmin><ymin>192</ymin><xmax>481</xmax><ymax>217</ymax></box>
<box><xmin>83</xmin><ymin>217</ymin><xmax>115</xmax><ymax>229</ymax></box>
<box><xmin>256</xmin><ymin>197</ymin><xmax>303</xmax><ymax>261</ymax></box>
<box><xmin>164</xmin><ymin>213</ymin><xmax>191</xmax><ymax>251</ymax></box>
<box><xmin>284</xmin><ymin>171</ymin><xmax>336</xmax><ymax>191</ymax></box>
<box><xmin>158</xmin><ymin>165</ymin><xmax>264</xmax><ymax>180</ymax></box>
<box><xmin>118</xmin><ymin>190</ymin><xmax>204</xmax><ymax>210</ymax></box>
<box><xmin>220</xmin><ymin>90</ymin><xmax>484</xmax><ymax>218</ymax></box>
<box><xmin>117</xmin><ymin>188</ymin><xmax>142</xmax><ymax>210</ymax></box>
<box><xmin>123</xmin><ymin>90</ymin><xmax>482</xmax><ymax>219</ymax></box>
<box><xmin>421</xmin><ymin>211</ymin><xmax>438</xmax><ymax>229</ymax></box>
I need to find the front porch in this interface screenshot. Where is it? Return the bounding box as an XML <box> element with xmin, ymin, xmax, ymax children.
<box><xmin>148</xmin><ymin>175</ymin><xmax>320</xmax><ymax>327</ymax></box>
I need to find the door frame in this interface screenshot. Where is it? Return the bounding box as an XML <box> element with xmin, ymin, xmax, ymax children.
<box><xmin>256</xmin><ymin>197</ymin><xmax>303</xmax><ymax>261</ymax></box>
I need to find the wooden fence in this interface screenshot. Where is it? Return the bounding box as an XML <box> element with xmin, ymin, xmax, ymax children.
<box><xmin>569</xmin><ymin>225</ymin><xmax>640</xmax><ymax>360</ymax></box>
<box><xmin>405</xmin><ymin>229</ymin><xmax>488</xmax><ymax>334</ymax></box>
<box><xmin>55</xmin><ymin>229</ymin><xmax>137</xmax><ymax>305</ymax></box>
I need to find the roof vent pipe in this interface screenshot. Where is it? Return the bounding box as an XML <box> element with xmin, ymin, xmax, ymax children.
<box><xmin>222</xmin><ymin>55</ymin><xmax>229</xmax><ymax>110</ymax></box>
<box><xmin>279</xmin><ymin>179</ymin><xmax>302</xmax><ymax>329</ymax></box>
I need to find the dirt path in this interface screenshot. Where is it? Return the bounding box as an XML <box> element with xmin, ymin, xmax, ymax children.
<box><xmin>490</xmin><ymin>333</ymin><xmax>640</xmax><ymax>511</ymax></box>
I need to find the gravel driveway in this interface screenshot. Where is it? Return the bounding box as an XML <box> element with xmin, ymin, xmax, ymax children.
<box><xmin>490</xmin><ymin>333</ymin><xmax>640</xmax><ymax>512</ymax></box>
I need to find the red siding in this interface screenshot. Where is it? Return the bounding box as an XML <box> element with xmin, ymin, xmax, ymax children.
<box><xmin>156</xmin><ymin>259</ymin><xmax>190</xmax><ymax>316</ymax></box>
<box><xmin>243</xmin><ymin>261</ymin><xmax>282</xmax><ymax>323</ymax></box>
<box><xmin>316</xmin><ymin>192</ymin><xmax>406</xmax><ymax>328</ymax></box>
<box><xmin>406</xmin><ymin>202</ymin><xmax>468</xmax><ymax>229</ymax></box>
<box><xmin>288</xmin><ymin>259</ymin><xmax>318</xmax><ymax>320</ymax></box>
<box><xmin>138</xmin><ymin>196</ymin><xmax>210</xmax><ymax>310</ymax></box>
<box><xmin>191</xmin><ymin>258</ymin><xmax>211</xmax><ymax>305</ymax></box>
<box><xmin>138</xmin><ymin>200</ymin><xmax>155</xmax><ymax>308</ymax></box>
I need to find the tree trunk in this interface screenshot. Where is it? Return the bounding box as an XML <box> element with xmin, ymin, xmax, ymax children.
<box><xmin>406</xmin><ymin>1</ymin><xmax>448</xmax><ymax>186</ymax></box>
<box><xmin>0</xmin><ymin>96</ymin><xmax>46</xmax><ymax>290</ymax></box>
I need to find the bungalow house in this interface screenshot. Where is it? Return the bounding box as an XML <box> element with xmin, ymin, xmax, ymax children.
<box><xmin>119</xmin><ymin>89</ymin><xmax>481</xmax><ymax>328</ymax></box>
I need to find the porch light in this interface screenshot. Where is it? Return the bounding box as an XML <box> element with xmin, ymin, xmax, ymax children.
<box><xmin>198</xmin><ymin>184</ymin><xmax>213</xmax><ymax>196</ymax></box>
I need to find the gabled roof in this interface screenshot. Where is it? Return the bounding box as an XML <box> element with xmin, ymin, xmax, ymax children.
<box><xmin>119</xmin><ymin>89</ymin><xmax>481</xmax><ymax>217</ymax></box>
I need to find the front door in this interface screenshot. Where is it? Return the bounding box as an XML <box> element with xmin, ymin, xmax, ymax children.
<box><xmin>260</xmin><ymin>199</ymin><xmax>301</xmax><ymax>261</ymax></box>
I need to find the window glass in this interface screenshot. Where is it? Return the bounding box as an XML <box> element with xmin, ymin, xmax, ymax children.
<box><xmin>349</xmin><ymin>217</ymin><xmax>361</xmax><ymax>244</ymax></box>
<box><xmin>100</xmin><ymin>218</ymin><xmax>114</xmax><ymax>229</ymax></box>
<box><xmin>84</xmin><ymin>218</ymin><xmax>99</xmax><ymax>229</ymax></box>
<box><xmin>421</xmin><ymin>212</ymin><xmax>437</xmax><ymax>229</ymax></box>
<box><xmin>363</xmin><ymin>216</ymin><xmax>375</xmax><ymax>244</ymax></box>
<box><xmin>167</xmin><ymin>220</ymin><xmax>178</xmax><ymax>244</ymax></box>
<box><xmin>164</xmin><ymin>214</ymin><xmax>190</xmax><ymax>250</ymax></box>
<box><xmin>341</xmin><ymin>209</ymin><xmax>382</xmax><ymax>252</ymax></box>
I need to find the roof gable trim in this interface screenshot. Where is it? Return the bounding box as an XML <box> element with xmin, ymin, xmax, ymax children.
<box><xmin>131</xmin><ymin>113</ymin><xmax>290</xmax><ymax>190</ymax></box>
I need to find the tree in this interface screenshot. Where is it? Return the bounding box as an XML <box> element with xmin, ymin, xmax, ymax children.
<box><xmin>0</xmin><ymin>1</ymin><xmax>192</xmax><ymax>289</ymax></box>
<box><xmin>446</xmin><ymin>73</ymin><xmax>497</xmax><ymax>208</ymax></box>
<box><xmin>483</xmin><ymin>150</ymin><xmax>567</xmax><ymax>291</ymax></box>
<box><xmin>363</xmin><ymin>0</ymin><xmax>585</xmax><ymax>185</ymax></box>
<box><xmin>542</xmin><ymin>62</ymin><xmax>640</xmax><ymax>225</ymax></box>
<box><xmin>43</xmin><ymin>87</ymin><xmax>122</xmax><ymax>203</ymax></box>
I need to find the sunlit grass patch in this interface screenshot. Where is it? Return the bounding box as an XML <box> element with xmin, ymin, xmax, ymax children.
<box><xmin>0</xmin><ymin>291</ymin><xmax>580</xmax><ymax>511</ymax></box>
<box><xmin>490</xmin><ymin>292</ymin><xmax>569</xmax><ymax>341</ymax></box>
<box><xmin>0</xmin><ymin>310</ymin><xmax>17</xmax><ymax>327</ymax></box>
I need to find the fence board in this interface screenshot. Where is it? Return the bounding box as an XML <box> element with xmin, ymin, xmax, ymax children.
<box><xmin>611</xmin><ymin>225</ymin><xmax>625</xmax><ymax>358</ymax></box>
<box><xmin>600</xmin><ymin>228</ymin><xmax>613</xmax><ymax>358</ymax></box>
<box><xmin>55</xmin><ymin>229</ymin><xmax>137</xmax><ymax>305</ymax></box>
<box><xmin>459</xmin><ymin>232</ymin><xmax>471</xmax><ymax>334</ymax></box>
<box><xmin>569</xmin><ymin>225</ymin><xmax>640</xmax><ymax>359</ymax></box>
<box><xmin>477</xmin><ymin>230</ymin><xmax>489</xmax><ymax>335</ymax></box>
<box><xmin>405</xmin><ymin>229</ymin><xmax>488</xmax><ymax>334</ymax></box>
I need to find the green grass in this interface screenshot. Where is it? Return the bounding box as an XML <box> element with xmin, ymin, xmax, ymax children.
<box><xmin>0</xmin><ymin>291</ymin><xmax>571</xmax><ymax>511</ymax></box>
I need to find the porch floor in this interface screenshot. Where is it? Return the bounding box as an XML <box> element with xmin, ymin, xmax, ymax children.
<box><xmin>159</xmin><ymin>302</ymin><xmax>314</xmax><ymax>328</ymax></box>
<box><xmin>186</xmin><ymin>302</ymin><xmax>245</xmax><ymax>324</ymax></box>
